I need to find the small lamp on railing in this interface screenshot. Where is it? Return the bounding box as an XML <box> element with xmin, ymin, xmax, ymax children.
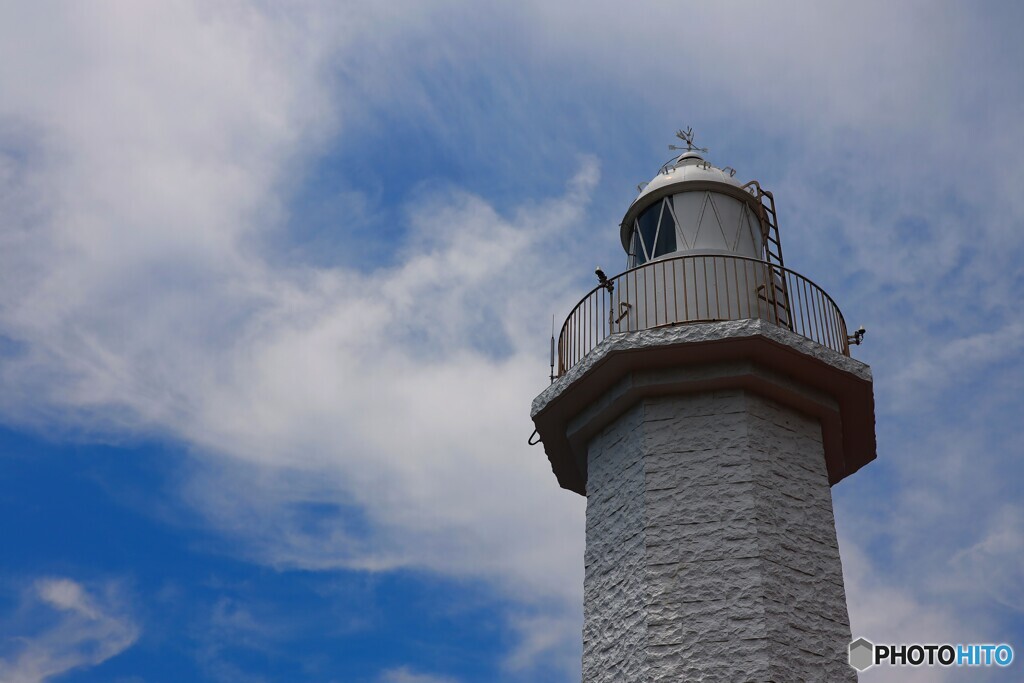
<box><xmin>595</xmin><ymin>266</ymin><xmax>614</xmax><ymax>293</ymax></box>
<box><xmin>847</xmin><ymin>326</ymin><xmax>867</xmax><ymax>346</ymax></box>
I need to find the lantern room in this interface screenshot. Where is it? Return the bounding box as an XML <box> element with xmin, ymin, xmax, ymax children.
<box><xmin>621</xmin><ymin>149</ymin><xmax>770</xmax><ymax>268</ymax></box>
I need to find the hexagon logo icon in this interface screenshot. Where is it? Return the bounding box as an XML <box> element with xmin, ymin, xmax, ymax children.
<box><xmin>849</xmin><ymin>637</ymin><xmax>875</xmax><ymax>671</ymax></box>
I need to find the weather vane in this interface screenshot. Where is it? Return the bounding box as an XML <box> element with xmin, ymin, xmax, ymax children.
<box><xmin>668</xmin><ymin>127</ymin><xmax>708</xmax><ymax>153</ymax></box>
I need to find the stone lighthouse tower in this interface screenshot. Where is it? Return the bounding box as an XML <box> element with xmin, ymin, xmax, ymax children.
<box><xmin>530</xmin><ymin>131</ymin><xmax>876</xmax><ymax>681</ymax></box>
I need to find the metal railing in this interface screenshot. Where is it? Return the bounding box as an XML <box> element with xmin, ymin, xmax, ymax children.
<box><xmin>557</xmin><ymin>254</ymin><xmax>850</xmax><ymax>376</ymax></box>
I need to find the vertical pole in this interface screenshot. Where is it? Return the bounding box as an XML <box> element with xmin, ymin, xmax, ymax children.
<box><xmin>549</xmin><ymin>315</ymin><xmax>556</xmax><ymax>383</ymax></box>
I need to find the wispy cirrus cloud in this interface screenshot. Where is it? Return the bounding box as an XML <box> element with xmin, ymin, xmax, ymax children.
<box><xmin>951</xmin><ymin>507</ymin><xmax>1024</xmax><ymax>614</ymax></box>
<box><xmin>0</xmin><ymin>578</ymin><xmax>138</xmax><ymax>683</ymax></box>
<box><xmin>378</xmin><ymin>666</ymin><xmax>459</xmax><ymax>683</ymax></box>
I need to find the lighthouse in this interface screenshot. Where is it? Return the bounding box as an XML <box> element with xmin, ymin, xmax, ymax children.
<box><xmin>530</xmin><ymin>131</ymin><xmax>876</xmax><ymax>681</ymax></box>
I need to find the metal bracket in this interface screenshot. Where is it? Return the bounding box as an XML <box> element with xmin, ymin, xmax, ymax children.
<box><xmin>610</xmin><ymin>301</ymin><xmax>632</xmax><ymax>326</ymax></box>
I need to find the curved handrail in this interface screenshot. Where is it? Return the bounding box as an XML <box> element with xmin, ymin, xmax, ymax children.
<box><xmin>557</xmin><ymin>254</ymin><xmax>850</xmax><ymax>376</ymax></box>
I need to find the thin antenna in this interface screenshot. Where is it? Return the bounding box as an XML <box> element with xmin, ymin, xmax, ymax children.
<box><xmin>549</xmin><ymin>315</ymin><xmax>556</xmax><ymax>384</ymax></box>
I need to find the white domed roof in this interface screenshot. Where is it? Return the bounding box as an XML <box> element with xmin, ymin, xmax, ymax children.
<box><xmin>634</xmin><ymin>153</ymin><xmax>746</xmax><ymax>205</ymax></box>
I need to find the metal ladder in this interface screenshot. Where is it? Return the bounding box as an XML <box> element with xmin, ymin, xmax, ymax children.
<box><xmin>743</xmin><ymin>181</ymin><xmax>793</xmax><ymax>328</ymax></box>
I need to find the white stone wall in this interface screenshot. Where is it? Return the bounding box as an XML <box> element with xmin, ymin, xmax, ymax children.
<box><xmin>584</xmin><ymin>404</ymin><xmax>648</xmax><ymax>682</ymax></box>
<box><xmin>583</xmin><ymin>390</ymin><xmax>856</xmax><ymax>682</ymax></box>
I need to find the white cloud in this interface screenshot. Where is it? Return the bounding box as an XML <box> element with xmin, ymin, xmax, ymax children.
<box><xmin>378</xmin><ymin>666</ymin><xmax>459</xmax><ymax>683</ymax></box>
<box><xmin>0</xmin><ymin>578</ymin><xmax>138</xmax><ymax>683</ymax></box>
<box><xmin>502</xmin><ymin>611</ymin><xmax>581</xmax><ymax>675</ymax></box>
<box><xmin>841</xmin><ymin>515</ymin><xmax>1024</xmax><ymax>683</ymax></box>
<box><xmin>0</xmin><ymin>1</ymin><xmax>594</xmax><ymax>670</ymax></box>
<box><xmin>836</xmin><ymin>423</ymin><xmax>1023</xmax><ymax>681</ymax></box>
<box><xmin>841</xmin><ymin>538</ymin><xmax>962</xmax><ymax>683</ymax></box>
<box><xmin>881</xmin><ymin>321</ymin><xmax>1024</xmax><ymax>414</ymax></box>
<box><xmin>951</xmin><ymin>506</ymin><xmax>1024</xmax><ymax>613</ymax></box>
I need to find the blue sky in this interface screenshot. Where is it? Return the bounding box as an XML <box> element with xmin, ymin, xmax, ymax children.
<box><xmin>0</xmin><ymin>2</ymin><xmax>1022</xmax><ymax>681</ymax></box>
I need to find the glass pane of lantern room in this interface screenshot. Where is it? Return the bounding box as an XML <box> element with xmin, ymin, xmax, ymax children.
<box><xmin>654</xmin><ymin>199</ymin><xmax>677</xmax><ymax>257</ymax></box>
<box><xmin>637</xmin><ymin>203</ymin><xmax>660</xmax><ymax>260</ymax></box>
<box><xmin>630</xmin><ymin>229</ymin><xmax>645</xmax><ymax>266</ymax></box>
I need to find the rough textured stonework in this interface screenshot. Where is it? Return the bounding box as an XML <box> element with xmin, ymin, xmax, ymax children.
<box><xmin>583</xmin><ymin>390</ymin><xmax>856</xmax><ymax>682</ymax></box>
<box><xmin>583</xmin><ymin>404</ymin><xmax>648</xmax><ymax>682</ymax></box>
